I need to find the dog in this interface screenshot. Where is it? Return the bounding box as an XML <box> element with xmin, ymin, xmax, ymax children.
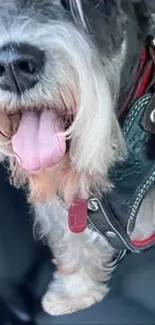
<box><xmin>0</xmin><ymin>0</ymin><xmax>155</xmax><ymax>316</ymax></box>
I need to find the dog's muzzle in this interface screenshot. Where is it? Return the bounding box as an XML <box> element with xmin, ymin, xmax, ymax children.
<box><xmin>0</xmin><ymin>42</ymin><xmax>69</xmax><ymax>173</ymax></box>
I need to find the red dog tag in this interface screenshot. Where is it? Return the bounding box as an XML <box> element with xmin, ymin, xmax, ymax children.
<box><xmin>69</xmin><ymin>199</ymin><xmax>87</xmax><ymax>233</ymax></box>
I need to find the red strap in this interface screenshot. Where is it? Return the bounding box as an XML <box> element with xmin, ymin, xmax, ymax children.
<box><xmin>136</xmin><ymin>60</ymin><xmax>154</xmax><ymax>97</ymax></box>
<box><xmin>119</xmin><ymin>46</ymin><xmax>155</xmax><ymax>121</ymax></box>
<box><xmin>132</xmin><ymin>233</ymin><xmax>155</xmax><ymax>247</ymax></box>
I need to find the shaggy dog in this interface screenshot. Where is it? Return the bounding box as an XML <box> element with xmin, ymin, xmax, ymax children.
<box><xmin>0</xmin><ymin>0</ymin><xmax>154</xmax><ymax>316</ymax></box>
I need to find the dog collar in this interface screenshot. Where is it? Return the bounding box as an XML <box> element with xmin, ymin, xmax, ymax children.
<box><xmin>69</xmin><ymin>36</ymin><xmax>155</xmax><ymax>252</ymax></box>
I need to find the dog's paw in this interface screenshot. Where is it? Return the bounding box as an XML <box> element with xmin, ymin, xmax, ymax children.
<box><xmin>42</xmin><ymin>290</ymin><xmax>103</xmax><ymax>316</ymax></box>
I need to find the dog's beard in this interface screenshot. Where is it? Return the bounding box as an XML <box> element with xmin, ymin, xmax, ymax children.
<box><xmin>0</xmin><ymin>20</ymin><xmax>126</xmax><ymax>205</ymax></box>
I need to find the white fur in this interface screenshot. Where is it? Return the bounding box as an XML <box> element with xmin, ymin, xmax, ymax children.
<box><xmin>35</xmin><ymin>200</ymin><xmax>114</xmax><ymax>315</ymax></box>
<box><xmin>0</xmin><ymin>0</ymin><xmax>155</xmax><ymax>317</ymax></box>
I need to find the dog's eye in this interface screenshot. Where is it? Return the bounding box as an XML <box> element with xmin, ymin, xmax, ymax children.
<box><xmin>61</xmin><ymin>0</ymin><xmax>70</xmax><ymax>11</ymax></box>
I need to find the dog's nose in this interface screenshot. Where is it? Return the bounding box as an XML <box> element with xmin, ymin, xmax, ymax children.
<box><xmin>0</xmin><ymin>43</ymin><xmax>44</xmax><ymax>94</ymax></box>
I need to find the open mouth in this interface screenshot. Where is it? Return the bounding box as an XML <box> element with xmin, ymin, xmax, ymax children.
<box><xmin>11</xmin><ymin>107</ymin><xmax>72</xmax><ymax>173</ymax></box>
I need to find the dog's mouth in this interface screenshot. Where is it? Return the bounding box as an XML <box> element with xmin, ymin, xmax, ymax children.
<box><xmin>11</xmin><ymin>107</ymin><xmax>71</xmax><ymax>173</ymax></box>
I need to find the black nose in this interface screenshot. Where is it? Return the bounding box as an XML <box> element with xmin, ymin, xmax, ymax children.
<box><xmin>0</xmin><ymin>43</ymin><xmax>44</xmax><ymax>94</ymax></box>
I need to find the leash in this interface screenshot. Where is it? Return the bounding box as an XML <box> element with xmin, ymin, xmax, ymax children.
<box><xmin>68</xmin><ymin>35</ymin><xmax>155</xmax><ymax>253</ymax></box>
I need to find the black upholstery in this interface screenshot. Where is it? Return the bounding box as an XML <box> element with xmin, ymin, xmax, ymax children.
<box><xmin>0</xmin><ymin>165</ymin><xmax>155</xmax><ymax>325</ymax></box>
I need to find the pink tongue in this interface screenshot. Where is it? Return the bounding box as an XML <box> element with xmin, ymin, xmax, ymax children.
<box><xmin>12</xmin><ymin>110</ymin><xmax>66</xmax><ymax>172</ymax></box>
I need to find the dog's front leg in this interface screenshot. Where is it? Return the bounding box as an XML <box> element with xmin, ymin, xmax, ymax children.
<box><xmin>38</xmin><ymin>203</ymin><xmax>113</xmax><ymax>316</ymax></box>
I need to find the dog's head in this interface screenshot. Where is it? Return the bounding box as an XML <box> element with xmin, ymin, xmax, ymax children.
<box><xmin>0</xmin><ymin>0</ymin><xmax>153</xmax><ymax>203</ymax></box>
